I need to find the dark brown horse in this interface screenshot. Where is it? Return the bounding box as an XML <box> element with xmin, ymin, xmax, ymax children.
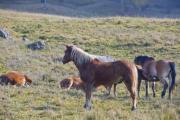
<box><xmin>142</xmin><ymin>59</ymin><xmax>176</xmax><ymax>99</ymax></box>
<box><xmin>134</xmin><ymin>56</ymin><xmax>156</xmax><ymax>98</ymax></box>
<box><xmin>62</xmin><ymin>45</ymin><xmax>138</xmax><ymax>111</ymax></box>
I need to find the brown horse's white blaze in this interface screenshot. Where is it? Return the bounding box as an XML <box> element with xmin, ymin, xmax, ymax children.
<box><xmin>62</xmin><ymin>45</ymin><xmax>138</xmax><ymax>111</ymax></box>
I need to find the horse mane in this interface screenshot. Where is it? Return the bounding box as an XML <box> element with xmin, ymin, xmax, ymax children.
<box><xmin>70</xmin><ymin>45</ymin><xmax>115</xmax><ymax>66</ymax></box>
<box><xmin>70</xmin><ymin>46</ymin><xmax>95</xmax><ymax>65</ymax></box>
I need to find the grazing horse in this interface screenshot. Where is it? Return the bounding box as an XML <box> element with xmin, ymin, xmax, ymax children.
<box><xmin>142</xmin><ymin>59</ymin><xmax>176</xmax><ymax>99</ymax></box>
<box><xmin>0</xmin><ymin>71</ymin><xmax>32</xmax><ymax>86</ymax></box>
<box><xmin>62</xmin><ymin>45</ymin><xmax>138</xmax><ymax>111</ymax></box>
<box><xmin>134</xmin><ymin>56</ymin><xmax>156</xmax><ymax>97</ymax></box>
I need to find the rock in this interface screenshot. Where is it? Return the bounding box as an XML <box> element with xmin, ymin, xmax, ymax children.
<box><xmin>0</xmin><ymin>28</ymin><xmax>9</xmax><ymax>39</ymax></box>
<box><xmin>22</xmin><ymin>36</ymin><xmax>29</xmax><ymax>42</ymax></box>
<box><xmin>27</xmin><ymin>40</ymin><xmax>46</xmax><ymax>50</ymax></box>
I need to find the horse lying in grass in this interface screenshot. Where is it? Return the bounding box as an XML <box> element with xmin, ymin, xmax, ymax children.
<box><xmin>60</xmin><ymin>76</ymin><xmax>115</xmax><ymax>95</ymax></box>
<box><xmin>134</xmin><ymin>56</ymin><xmax>156</xmax><ymax>98</ymax></box>
<box><xmin>142</xmin><ymin>59</ymin><xmax>176</xmax><ymax>99</ymax></box>
<box><xmin>60</xmin><ymin>76</ymin><xmax>85</xmax><ymax>91</ymax></box>
<box><xmin>62</xmin><ymin>45</ymin><xmax>138</xmax><ymax>111</ymax></box>
<box><xmin>0</xmin><ymin>71</ymin><xmax>32</xmax><ymax>86</ymax></box>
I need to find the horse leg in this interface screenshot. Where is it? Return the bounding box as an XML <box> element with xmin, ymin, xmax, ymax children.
<box><xmin>113</xmin><ymin>83</ymin><xmax>117</xmax><ymax>97</ymax></box>
<box><xmin>84</xmin><ymin>82</ymin><xmax>93</xmax><ymax>110</ymax></box>
<box><xmin>107</xmin><ymin>85</ymin><xmax>112</xmax><ymax>95</ymax></box>
<box><xmin>124</xmin><ymin>80</ymin><xmax>137</xmax><ymax>111</ymax></box>
<box><xmin>168</xmin><ymin>75</ymin><xmax>173</xmax><ymax>100</ymax></box>
<box><xmin>145</xmin><ymin>81</ymin><xmax>149</xmax><ymax>98</ymax></box>
<box><xmin>152</xmin><ymin>82</ymin><xmax>156</xmax><ymax>97</ymax></box>
<box><xmin>137</xmin><ymin>79</ymin><xmax>141</xmax><ymax>98</ymax></box>
<box><xmin>67</xmin><ymin>80</ymin><xmax>73</xmax><ymax>90</ymax></box>
<box><xmin>161</xmin><ymin>80</ymin><xmax>168</xmax><ymax>98</ymax></box>
<box><xmin>105</xmin><ymin>85</ymin><xmax>111</xmax><ymax>96</ymax></box>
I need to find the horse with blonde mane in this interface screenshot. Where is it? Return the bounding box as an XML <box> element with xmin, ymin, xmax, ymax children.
<box><xmin>62</xmin><ymin>45</ymin><xmax>138</xmax><ymax>111</ymax></box>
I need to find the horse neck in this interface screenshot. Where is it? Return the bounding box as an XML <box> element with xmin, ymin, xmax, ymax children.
<box><xmin>71</xmin><ymin>49</ymin><xmax>93</xmax><ymax>71</ymax></box>
<box><xmin>73</xmin><ymin>61</ymin><xmax>87</xmax><ymax>73</ymax></box>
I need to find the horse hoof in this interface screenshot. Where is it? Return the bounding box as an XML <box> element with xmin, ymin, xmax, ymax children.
<box><xmin>131</xmin><ymin>106</ymin><xmax>136</xmax><ymax>111</ymax></box>
<box><xmin>161</xmin><ymin>92</ymin><xmax>165</xmax><ymax>98</ymax></box>
<box><xmin>84</xmin><ymin>104</ymin><xmax>91</xmax><ymax>110</ymax></box>
<box><xmin>145</xmin><ymin>96</ymin><xmax>149</xmax><ymax>99</ymax></box>
<box><xmin>105</xmin><ymin>93</ymin><xmax>110</xmax><ymax>96</ymax></box>
<box><xmin>168</xmin><ymin>96</ymin><xmax>172</xmax><ymax>100</ymax></box>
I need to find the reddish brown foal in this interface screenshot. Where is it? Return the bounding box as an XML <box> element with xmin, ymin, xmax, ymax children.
<box><xmin>0</xmin><ymin>71</ymin><xmax>32</xmax><ymax>86</ymax></box>
<box><xmin>62</xmin><ymin>45</ymin><xmax>138</xmax><ymax>111</ymax></box>
<box><xmin>60</xmin><ymin>76</ymin><xmax>85</xmax><ymax>91</ymax></box>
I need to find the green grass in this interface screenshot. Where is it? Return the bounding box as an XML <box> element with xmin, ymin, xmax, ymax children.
<box><xmin>0</xmin><ymin>9</ymin><xmax>179</xmax><ymax>120</ymax></box>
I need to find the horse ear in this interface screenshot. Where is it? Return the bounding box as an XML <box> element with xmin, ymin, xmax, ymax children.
<box><xmin>67</xmin><ymin>44</ymin><xmax>74</xmax><ymax>49</ymax></box>
<box><xmin>66</xmin><ymin>45</ymin><xmax>69</xmax><ymax>48</ymax></box>
<box><xmin>62</xmin><ymin>44</ymin><xmax>70</xmax><ymax>48</ymax></box>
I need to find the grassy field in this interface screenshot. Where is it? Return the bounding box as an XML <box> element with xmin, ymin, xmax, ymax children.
<box><xmin>0</xmin><ymin>9</ymin><xmax>180</xmax><ymax>120</ymax></box>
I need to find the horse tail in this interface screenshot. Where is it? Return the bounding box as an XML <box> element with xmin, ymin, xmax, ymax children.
<box><xmin>169</xmin><ymin>62</ymin><xmax>176</xmax><ymax>91</ymax></box>
<box><xmin>24</xmin><ymin>75</ymin><xmax>32</xmax><ymax>84</ymax></box>
<box><xmin>133</xmin><ymin>64</ymin><xmax>138</xmax><ymax>92</ymax></box>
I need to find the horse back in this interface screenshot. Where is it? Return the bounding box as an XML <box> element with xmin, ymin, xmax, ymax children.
<box><xmin>5</xmin><ymin>71</ymin><xmax>26</xmax><ymax>85</ymax></box>
<box><xmin>86</xmin><ymin>60</ymin><xmax>137</xmax><ymax>87</ymax></box>
<box><xmin>156</xmin><ymin>60</ymin><xmax>171</xmax><ymax>75</ymax></box>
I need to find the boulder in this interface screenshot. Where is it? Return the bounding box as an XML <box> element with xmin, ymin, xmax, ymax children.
<box><xmin>27</xmin><ymin>40</ymin><xmax>46</xmax><ymax>50</ymax></box>
<box><xmin>22</xmin><ymin>36</ymin><xmax>29</xmax><ymax>42</ymax></box>
<box><xmin>0</xmin><ymin>28</ymin><xmax>9</xmax><ymax>39</ymax></box>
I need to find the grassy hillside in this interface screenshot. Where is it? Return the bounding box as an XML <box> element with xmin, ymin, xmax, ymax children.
<box><xmin>0</xmin><ymin>10</ymin><xmax>180</xmax><ymax>120</ymax></box>
<box><xmin>0</xmin><ymin>0</ymin><xmax>180</xmax><ymax>18</ymax></box>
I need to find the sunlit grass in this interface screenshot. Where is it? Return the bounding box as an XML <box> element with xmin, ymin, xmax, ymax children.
<box><xmin>0</xmin><ymin>9</ymin><xmax>179</xmax><ymax>120</ymax></box>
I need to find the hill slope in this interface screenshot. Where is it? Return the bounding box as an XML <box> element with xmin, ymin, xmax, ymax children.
<box><xmin>0</xmin><ymin>10</ymin><xmax>180</xmax><ymax>120</ymax></box>
<box><xmin>0</xmin><ymin>0</ymin><xmax>180</xmax><ymax>18</ymax></box>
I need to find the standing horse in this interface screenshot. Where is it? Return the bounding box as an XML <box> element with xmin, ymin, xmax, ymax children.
<box><xmin>62</xmin><ymin>45</ymin><xmax>138</xmax><ymax>111</ymax></box>
<box><xmin>134</xmin><ymin>56</ymin><xmax>156</xmax><ymax>97</ymax></box>
<box><xmin>142</xmin><ymin>59</ymin><xmax>176</xmax><ymax>99</ymax></box>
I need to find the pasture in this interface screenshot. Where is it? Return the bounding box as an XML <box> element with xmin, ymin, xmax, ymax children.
<box><xmin>0</xmin><ymin>10</ymin><xmax>179</xmax><ymax>120</ymax></box>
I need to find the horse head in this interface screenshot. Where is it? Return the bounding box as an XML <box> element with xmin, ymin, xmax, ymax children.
<box><xmin>134</xmin><ymin>55</ymin><xmax>155</xmax><ymax>66</ymax></box>
<box><xmin>62</xmin><ymin>45</ymin><xmax>73</xmax><ymax>64</ymax></box>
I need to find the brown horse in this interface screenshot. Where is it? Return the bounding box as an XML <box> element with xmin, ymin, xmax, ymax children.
<box><xmin>62</xmin><ymin>45</ymin><xmax>138</xmax><ymax>111</ymax></box>
<box><xmin>60</xmin><ymin>76</ymin><xmax>85</xmax><ymax>91</ymax></box>
<box><xmin>0</xmin><ymin>71</ymin><xmax>32</xmax><ymax>86</ymax></box>
<box><xmin>142</xmin><ymin>59</ymin><xmax>176</xmax><ymax>99</ymax></box>
<box><xmin>134</xmin><ymin>56</ymin><xmax>156</xmax><ymax>98</ymax></box>
<box><xmin>60</xmin><ymin>76</ymin><xmax>115</xmax><ymax>95</ymax></box>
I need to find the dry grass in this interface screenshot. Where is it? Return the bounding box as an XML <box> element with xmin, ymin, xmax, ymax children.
<box><xmin>0</xmin><ymin>9</ymin><xmax>179</xmax><ymax>120</ymax></box>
